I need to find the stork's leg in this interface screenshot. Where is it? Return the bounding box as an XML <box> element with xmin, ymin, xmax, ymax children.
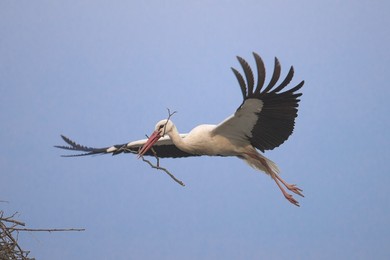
<box><xmin>258</xmin><ymin>159</ymin><xmax>304</xmax><ymax>206</ymax></box>
<box><xmin>272</xmin><ymin>176</ymin><xmax>300</xmax><ymax>207</ymax></box>
<box><xmin>243</xmin><ymin>151</ymin><xmax>303</xmax><ymax>206</ymax></box>
<box><xmin>274</xmin><ymin>174</ymin><xmax>304</xmax><ymax>197</ymax></box>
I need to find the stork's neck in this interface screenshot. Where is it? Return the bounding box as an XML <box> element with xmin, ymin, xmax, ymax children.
<box><xmin>165</xmin><ymin>124</ymin><xmax>189</xmax><ymax>152</ymax></box>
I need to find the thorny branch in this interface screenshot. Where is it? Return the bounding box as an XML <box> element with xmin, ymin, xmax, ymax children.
<box><xmin>0</xmin><ymin>210</ymin><xmax>85</xmax><ymax>260</ymax></box>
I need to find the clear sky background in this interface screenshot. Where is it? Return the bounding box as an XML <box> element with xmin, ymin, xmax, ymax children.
<box><xmin>1</xmin><ymin>1</ymin><xmax>389</xmax><ymax>259</ymax></box>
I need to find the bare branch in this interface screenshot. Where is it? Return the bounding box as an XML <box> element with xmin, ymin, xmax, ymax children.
<box><xmin>166</xmin><ymin>108</ymin><xmax>177</xmax><ymax>119</ymax></box>
<box><xmin>163</xmin><ymin>108</ymin><xmax>177</xmax><ymax>136</ymax></box>
<box><xmin>123</xmin><ymin>146</ymin><xmax>185</xmax><ymax>186</ymax></box>
<box><xmin>140</xmin><ymin>154</ymin><xmax>185</xmax><ymax>186</ymax></box>
<box><xmin>126</xmin><ymin>114</ymin><xmax>185</xmax><ymax>186</ymax></box>
<box><xmin>0</xmin><ymin>215</ymin><xmax>29</xmax><ymax>260</ymax></box>
<box><xmin>12</xmin><ymin>228</ymin><xmax>85</xmax><ymax>232</ymax></box>
<box><xmin>2</xmin><ymin>213</ymin><xmax>25</xmax><ymax>227</ymax></box>
<box><xmin>1</xmin><ymin>210</ymin><xmax>85</xmax><ymax>259</ymax></box>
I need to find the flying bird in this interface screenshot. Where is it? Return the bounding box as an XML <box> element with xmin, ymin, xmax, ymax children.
<box><xmin>56</xmin><ymin>52</ymin><xmax>305</xmax><ymax>206</ymax></box>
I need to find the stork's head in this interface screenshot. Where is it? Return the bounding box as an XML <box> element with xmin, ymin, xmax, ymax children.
<box><xmin>154</xmin><ymin>119</ymin><xmax>175</xmax><ymax>137</ymax></box>
<box><xmin>138</xmin><ymin>119</ymin><xmax>174</xmax><ymax>157</ymax></box>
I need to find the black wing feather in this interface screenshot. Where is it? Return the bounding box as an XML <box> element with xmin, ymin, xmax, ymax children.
<box><xmin>232</xmin><ymin>52</ymin><xmax>305</xmax><ymax>152</ymax></box>
<box><xmin>231</xmin><ymin>67</ymin><xmax>247</xmax><ymax>100</ymax></box>
<box><xmin>271</xmin><ymin>66</ymin><xmax>294</xmax><ymax>93</ymax></box>
<box><xmin>253</xmin><ymin>52</ymin><xmax>266</xmax><ymax>94</ymax></box>
<box><xmin>262</xmin><ymin>57</ymin><xmax>281</xmax><ymax>93</ymax></box>
<box><xmin>237</xmin><ymin>56</ymin><xmax>255</xmax><ymax>97</ymax></box>
<box><xmin>55</xmin><ymin>135</ymin><xmax>197</xmax><ymax>158</ymax></box>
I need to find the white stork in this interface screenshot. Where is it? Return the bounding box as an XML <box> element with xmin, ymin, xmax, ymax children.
<box><xmin>56</xmin><ymin>52</ymin><xmax>305</xmax><ymax>206</ymax></box>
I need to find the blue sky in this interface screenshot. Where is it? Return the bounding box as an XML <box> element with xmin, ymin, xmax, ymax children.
<box><xmin>1</xmin><ymin>1</ymin><xmax>389</xmax><ymax>259</ymax></box>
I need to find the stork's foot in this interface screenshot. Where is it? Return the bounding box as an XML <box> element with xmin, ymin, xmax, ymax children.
<box><xmin>251</xmin><ymin>153</ymin><xmax>304</xmax><ymax>206</ymax></box>
<box><xmin>283</xmin><ymin>192</ymin><xmax>300</xmax><ymax>207</ymax></box>
<box><xmin>272</xmin><ymin>174</ymin><xmax>303</xmax><ymax>207</ymax></box>
<box><xmin>285</xmin><ymin>184</ymin><xmax>304</xmax><ymax>197</ymax></box>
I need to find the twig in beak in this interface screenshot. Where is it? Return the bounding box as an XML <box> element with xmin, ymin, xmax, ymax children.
<box><xmin>132</xmin><ymin>146</ymin><xmax>185</xmax><ymax>186</ymax></box>
<box><xmin>140</xmin><ymin>154</ymin><xmax>185</xmax><ymax>186</ymax></box>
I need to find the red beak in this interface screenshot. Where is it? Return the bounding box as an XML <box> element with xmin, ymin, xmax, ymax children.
<box><xmin>138</xmin><ymin>130</ymin><xmax>161</xmax><ymax>158</ymax></box>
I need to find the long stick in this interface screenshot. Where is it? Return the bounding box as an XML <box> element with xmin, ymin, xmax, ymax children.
<box><xmin>12</xmin><ymin>228</ymin><xmax>85</xmax><ymax>232</ymax></box>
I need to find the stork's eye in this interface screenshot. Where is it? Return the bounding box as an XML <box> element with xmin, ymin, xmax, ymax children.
<box><xmin>158</xmin><ymin>124</ymin><xmax>164</xmax><ymax>130</ymax></box>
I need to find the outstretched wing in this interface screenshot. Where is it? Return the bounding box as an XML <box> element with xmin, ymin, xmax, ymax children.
<box><xmin>213</xmin><ymin>52</ymin><xmax>304</xmax><ymax>152</ymax></box>
<box><xmin>55</xmin><ymin>134</ymin><xmax>198</xmax><ymax>158</ymax></box>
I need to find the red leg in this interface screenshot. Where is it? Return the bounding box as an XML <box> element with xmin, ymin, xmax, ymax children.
<box><xmin>272</xmin><ymin>175</ymin><xmax>300</xmax><ymax>207</ymax></box>
<box><xmin>244</xmin><ymin>152</ymin><xmax>303</xmax><ymax>206</ymax></box>
<box><xmin>274</xmin><ymin>174</ymin><xmax>304</xmax><ymax>197</ymax></box>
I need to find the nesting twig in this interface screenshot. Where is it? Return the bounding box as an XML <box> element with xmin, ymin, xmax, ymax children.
<box><xmin>11</xmin><ymin>228</ymin><xmax>85</xmax><ymax>232</ymax></box>
<box><xmin>0</xmin><ymin>210</ymin><xmax>85</xmax><ymax>260</ymax></box>
<box><xmin>132</xmin><ymin>108</ymin><xmax>185</xmax><ymax>186</ymax></box>
<box><xmin>140</xmin><ymin>147</ymin><xmax>185</xmax><ymax>186</ymax></box>
<box><xmin>162</xmin><ymin>108</ymin><xmax>177</xmax><ymax>136</ymax></box>
<box><xmin>123</xmin><ymin>146</ymin><xmax>184</xmax><ymax>186</ymax></box>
